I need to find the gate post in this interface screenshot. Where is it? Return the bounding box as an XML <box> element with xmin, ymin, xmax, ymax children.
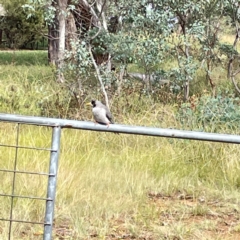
<box><xmin>44</xmin><ymin>126</ymin><xmax>61</xmax><ymax>240</ymax></box>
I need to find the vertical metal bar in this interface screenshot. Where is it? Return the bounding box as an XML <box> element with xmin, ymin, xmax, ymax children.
<box><xmin>8</xmin><ymin>123</ymin><xmax>20</xmax><ymax>240</ymax></box>
<box><xmin>44</xmin><ymin>126</ymin><xmax>61</xmax><ymax>240</ymax></box>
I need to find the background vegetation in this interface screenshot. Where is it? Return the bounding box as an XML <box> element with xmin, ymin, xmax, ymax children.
<box><xmin>0</xmin><ymin>0</ymin><xmax>240</xmax><ymax>239</ymax></box>
<box><xmin>0</xmin><ymin>49</ymin><xmax>240</xmax><ymax>240</ymax></box>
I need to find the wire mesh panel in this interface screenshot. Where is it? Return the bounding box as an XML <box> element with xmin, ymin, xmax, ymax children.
<box><xmin>0</xmin><ymin>123</ymin><xmax>61</xmax><ymax>240</ymax></box>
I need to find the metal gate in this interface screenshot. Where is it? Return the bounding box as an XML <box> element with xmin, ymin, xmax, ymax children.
<box><xmin>0</xmin><ymin>113</ymin><xmax>239</xmax><ymax>239</ymax></box>
<box><xmin>0</xmin><ymin>122</ymin><xmax>61</xmax><ymax>240</ymax></box>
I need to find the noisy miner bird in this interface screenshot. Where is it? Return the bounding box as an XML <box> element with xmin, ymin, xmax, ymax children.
<box><xmin>86</xmin><ymin>100</ymin><xmax>114</xmax><ymax>127</ymax></box>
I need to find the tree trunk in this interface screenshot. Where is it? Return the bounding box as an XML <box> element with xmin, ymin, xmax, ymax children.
<box><xmin>47</xmin><ymin>0</ymin><xmax>58</xmax><ymax>65</ymax></box>
<box><xmin>56</xmin><ymin>0</ymin><xmax>67</xmax><ymax>83</ymax></box>
<box><xmin>0</xmin><ymin>29</ymin><xmax>2</xmax><ymax>45</ymax></box>
<box><xmin>65</xmin><ymin>12</ymin><xmax>77</xmax><ymax>52</ymax></box>
<box><xmin>48</xmin><ymin>24</ymin><xmax>58</xmax><ymax>65</ymax></box>
<box><xmin>48</xmin><ymin>0</ymin><xmax>67</xmax><ymax>83</ymax></box>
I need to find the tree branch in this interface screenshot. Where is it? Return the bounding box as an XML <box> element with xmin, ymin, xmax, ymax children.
<box><xmin>231</xmin><ymin>76</ymin><xmax>240</xmax><ymax>95</ymax></box>
<box><xmin>88</xmin><ymin>44</ymin><xmax>110</xmax><ymax>109</ymax></box>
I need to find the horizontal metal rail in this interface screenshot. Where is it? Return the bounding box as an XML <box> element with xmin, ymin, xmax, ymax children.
<box><xmin>0</xmin><ymin>169</ymin><xmax>52</xmax><ymax>176</ymax></box>
<box><xmin>0</xmin><ymin>113</ymin><xmax>239</xmax><ymax>144</ymax></box>
<box><xmin>0</xmin><ymin>193</ymin><xmax>52</xmax><ymax>201</ymax></box>
<box><xmin>0</xmin><ymin>218</ymin><xmax>47</xmax><ymax>225</ymax></box>
<box><xmin>0</xmin><ymin>143</ymin><xmax>53</xmax><ymax>151</ymax></box>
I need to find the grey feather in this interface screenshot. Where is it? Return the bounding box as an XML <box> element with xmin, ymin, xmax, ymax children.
<box><xmin>91</xmin><ymin>100</ymin><xmax>114</xmax><ymax>125</ymax></box>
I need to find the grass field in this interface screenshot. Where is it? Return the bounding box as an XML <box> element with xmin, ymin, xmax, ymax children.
<box><xmin>0</xmin><ymin>50</ymin><xmax>240</xmax><ymax>239</ymax></box>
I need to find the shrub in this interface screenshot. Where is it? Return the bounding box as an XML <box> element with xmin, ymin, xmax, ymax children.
<box><xmin>177</xmin><ymin>94</ymin><xmax>240</xmax><ymax>131</ymax></box>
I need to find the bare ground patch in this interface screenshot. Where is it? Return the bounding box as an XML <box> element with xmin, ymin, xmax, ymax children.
<box><xmin>52</xmin><ymin>191</ymin><xmax>240</xmax><ymax>239</ymax></box>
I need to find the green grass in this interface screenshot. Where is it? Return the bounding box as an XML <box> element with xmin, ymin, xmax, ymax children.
<box><xmin>0</xmin><ymin>51</ymin><xmax>72</xmax><ymax>118</ymax></box>
<box><xmin>0</xmin><ymin>50</ymin><xmax>48</xmax><ymax>65</ymax></box>
<box><xmin>0</xmin><ymin>50</ymin><xmax>240</xmax><ymax>239</ymax></box>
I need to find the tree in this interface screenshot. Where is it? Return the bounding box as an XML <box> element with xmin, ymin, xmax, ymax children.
<box><xmin>0</xmin><ymin>0</ymin><xmax>45</xmax><ymax>49</ymax></box>
<box><xmin>223</xmin><ymin>0</ymin><xmax>240</xmax><ymax>94</ymax></box>
<box><xmin>16</xmin><ymin>0</ymin><xmax>240</xmax><ymax>104</ymax></box>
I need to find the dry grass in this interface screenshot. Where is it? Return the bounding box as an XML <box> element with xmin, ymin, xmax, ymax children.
<box><xmin>0</xmin><ymin>113</ymin><xmax>240</xmax><ymax>239</ymax></box>
<box><xmin>219</xmin><ymin>34</ymin><xmax>236</xmax><ymax>46</ymax></box>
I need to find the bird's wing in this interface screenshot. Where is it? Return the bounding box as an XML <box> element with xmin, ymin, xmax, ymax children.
<box><xmin>97</xmin><ymin>101</ymin><xmax>114</xmax><ymax>124</ymax></box>
<box><xmin>102</xmin><ymin>106</ymin><xmax>114</xmax><ymax>124</ymax></box>
<box><xmin>106</xmin><ymin>108</ymin><xmax>114</xmax><ymax>124</ymax></box>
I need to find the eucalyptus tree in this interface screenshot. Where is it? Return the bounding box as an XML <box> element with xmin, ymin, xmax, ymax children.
<box><xmin>222</xmin><ymin>0</ymin><xmax>240</xmax><ymax>94</ymax></box>
<box><xmin>138</xmin><ymin>0</ymin><xmax>239</xmax><ymax>99</ymax></box>
<box><xmin>20</xmin><ymin>0</ymin><xmax>239</xmax><ymax>102</ymax></box>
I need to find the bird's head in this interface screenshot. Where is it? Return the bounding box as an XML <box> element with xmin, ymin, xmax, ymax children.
<box><xmin>86</xmin><ymin>100</ymin><xmax>97</xmax><ymax>107</ymax></box>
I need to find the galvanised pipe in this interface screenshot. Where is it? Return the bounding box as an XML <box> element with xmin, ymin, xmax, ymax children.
<box><xmin>0</xmin><ymin>113</ymin><xmax>239</xmax><ymax>144</ymax></box>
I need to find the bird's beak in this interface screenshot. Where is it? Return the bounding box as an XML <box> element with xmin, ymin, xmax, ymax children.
<box><xmin>85</xmin><ymin>102</ymin><xmax>92</xmax><ymax>106</ymax></box>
